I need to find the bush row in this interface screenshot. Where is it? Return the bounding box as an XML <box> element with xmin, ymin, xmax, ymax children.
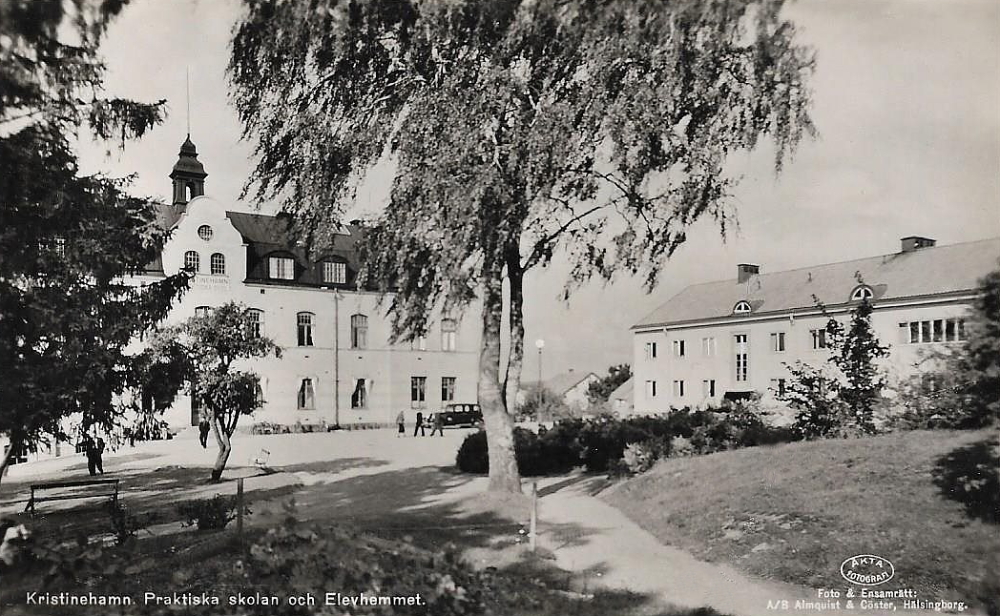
<box><xmin>456</xmin><ymin>407</ymin><xmax>799</xmax><ymax>476</ymax></box>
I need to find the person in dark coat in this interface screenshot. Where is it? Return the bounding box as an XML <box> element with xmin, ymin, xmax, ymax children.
<box><xmin>396</xmin><ymin>410</ymin><xmax>406</xmax><ymax>437</ymax></box>
<box><xmin>94</xmin><ymin>437</ymin><xmax>105</xmax><ymax>474</ymax></box>
<box><xmin>413</xmin><ymin>411</ymin><xmax>425</xmax><ymax>437</ymax></box>
<box><xmin>83</xmin><ymin>435</ymin><xmax>97</xmax><ymax>476</ymax></box>
<box><xmin>429</xmin><ymin>412</ymin><xmax>444</xmax><ymax>437</ymax></box>
<box><xmin>198</xmin><ymin>416</ymin><xmax>211</xmax><ymax>449</ymax></box>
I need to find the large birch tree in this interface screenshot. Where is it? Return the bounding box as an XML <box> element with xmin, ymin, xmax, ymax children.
<box><xmin>229</xmin><ymin>0</ymin><xmax>815</xmax><ymax>492</ymax></box>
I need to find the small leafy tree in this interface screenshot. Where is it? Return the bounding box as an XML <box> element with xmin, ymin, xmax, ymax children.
<box><xmin>516</xmin><ymin>386</ymin><xmax>570</xmax><ymax>422</ymax></box>
<box><xmin>587</xmin><ymin>364</ymin><xmax>632</xmax><ymax>405</ymax></box>
<box><xmin>146</xmin><ymin>303</ymin><xmax>279</xmax><ymax>481</ymax></box>
<box><xmin>781</xmin><ymin>296</ymin><xmax>889</xmax><ymax>438</ymax></box>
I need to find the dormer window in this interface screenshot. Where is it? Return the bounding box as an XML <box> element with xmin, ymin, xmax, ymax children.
<box><xmin>733</xmin><ymin>300</ymin><xmax>752</xmax><ymax>315</ymax></box>
<box><xmin>851</xmin><ymin>285</ymin><xmax>874</xmax><ymax>301</ymax></box>
<box><xmin>268</xmin><ymin>255</ymin><xmax>295</xmax><ymax>280</ymax></box>
<box><xmin>322</xmin><ymin>260</ymin><xmax>347</xmax><ymax>284</ymax></box>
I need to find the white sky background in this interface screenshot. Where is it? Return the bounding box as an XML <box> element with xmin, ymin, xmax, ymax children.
<box><xmin>77</xmin><ymin>0</ymin><xmax>1000</xmax><ymax>382</ymax></box>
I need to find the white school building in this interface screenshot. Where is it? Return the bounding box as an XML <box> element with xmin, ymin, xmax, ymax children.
<box><xmin>139</xmin><ymin>136</ymin><xmax>482</xmax><ymax>430</ymax></box>
<box><xmin>629</xmin><ymin>236</ymin><xmax>1000</xmax><ymax>415</ymax></box>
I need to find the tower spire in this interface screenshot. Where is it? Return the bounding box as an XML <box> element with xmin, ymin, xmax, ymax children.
<box><xmin>185</xmin><ymin>67</ymin><xmax>191</xmax><ymax>137</ymax></box>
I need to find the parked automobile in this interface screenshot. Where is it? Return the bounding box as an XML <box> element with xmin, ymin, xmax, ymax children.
<box><xmin>431</xmin><ymin>403</ymin><xmax>483</xmax><ymax>428</ymax></box>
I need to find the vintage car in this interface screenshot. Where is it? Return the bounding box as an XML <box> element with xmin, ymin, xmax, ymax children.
<box><xmin>429</xmin><ymin>403</ymin><xmax>484</xmax><ymax>428</ymax></box>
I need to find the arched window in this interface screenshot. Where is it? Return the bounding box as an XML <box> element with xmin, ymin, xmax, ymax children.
<box><xmin>441</xmin><ymin>318</ymin><xmax>457</xmax><ymax>351</ymax></box>
<box><xmin>247</xmin><ymin>309</ymin><xmax>263</xmax><ymax>337</ymax></box>
<box><xmin>733</xmin><ymin>300</ymin><xmax>752</xmax><ymax>315</ymax></box>
<box><xmin>297</xmin><ymin>378</ymin><xmax>315</xmax><ymax>410</ymax></box>
<box><xmin>184</xmin><ymin>250</ymin><xmax>200</xmax><ymax>273</ymax></box>
<box><xmin>210</xmin><ymin>253</ymin><xmax>226</xmax><ymax>275</ymax></box>
<box><xmin>351</xmin><ymin>314</ymin><xmax>368</xmax><ymax>349</ymax></box>
<box><xmin>297</xmin><ymin>312</ymin><xmax>314</xmax><ymax>346</ymax></box>
<box><xmin>851</xmin><ymin>285</ymin><xmax>874</xmax><ymax>301</ymax></box>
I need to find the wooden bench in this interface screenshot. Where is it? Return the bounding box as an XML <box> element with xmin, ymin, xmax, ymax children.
<box><xmin>24</xmin><ymin>478</ymin><xmax>120</xmax><ymax>515</ymax></box>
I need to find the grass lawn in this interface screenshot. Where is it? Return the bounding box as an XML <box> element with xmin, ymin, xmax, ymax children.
<box><xmin>604</xmin><ymin>428</ymin><xmax>999</xmax><ymax>608</ymax></box>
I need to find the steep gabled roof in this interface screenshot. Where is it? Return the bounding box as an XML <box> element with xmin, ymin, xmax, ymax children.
<box><xmin>521</xmin><ymin>370</ymin><xmax>599</xmax><ymax>396</ymax></box>
<box><xmin>634</xmin><ymin>238</ymin><xmax>1000</xmax><ymax>329</ymax></box>
<box><xmin>608</xmin><ymin>377</ymin><xmax>633</xmax><ymax>401</ymax></box>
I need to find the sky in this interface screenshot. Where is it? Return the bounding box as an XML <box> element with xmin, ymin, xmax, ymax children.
<box><xmin>78</xmin><ymin>0</ymin><xmax>1000</xmax><ymax>382</ymax></box>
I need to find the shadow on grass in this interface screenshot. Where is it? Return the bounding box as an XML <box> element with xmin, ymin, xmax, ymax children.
<box><xmin>932</xmin><ymin>438</ymin><xmax>999</xmax><ymax>524</ymax></box>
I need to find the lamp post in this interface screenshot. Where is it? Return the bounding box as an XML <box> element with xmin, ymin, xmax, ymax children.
<box><xmin>534</xmin><ymin>339</ymin><xmax>545</xmax><ymax>421</ymax></box>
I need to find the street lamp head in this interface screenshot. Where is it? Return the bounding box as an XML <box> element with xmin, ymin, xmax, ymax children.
<box><xmin>535</xmin><ymin>339</ymin><xmax>545</xmax><ymax>350</ymax></box>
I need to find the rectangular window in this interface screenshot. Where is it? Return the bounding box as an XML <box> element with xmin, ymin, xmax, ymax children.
<box><xmin>351</xmin><ymin>314</ymin><xmax>368</xmax><ymax>349</ymax></box>
<box><xmin>734</xmin><ymin>334</ymin><xmax>749</xmax><ymax>382</ymax></box>
<box><xmin>770</xmin><ymin>332</ymin><xmax>786</xmax><ymax>353</ymax></box>
<box><xmin>920</xmin><ymin>321</ymin><xmax>932</xmax><ymax>344</ymax></box>
<box><xmin>297</xmin><ymin>312</ymin><xmax>314</xmax><ymax>346</ymax></box>
<box><xmin>194</xmin><ymin>306</ymin><xmax>211</xmax><ymax>318</ymax></box>
<box><xmin>322</xmin><ymin>261</ymin><xmax>347</xmax><ymax>284</ymax></box>
<box><xmin>351</xmin><ymin>379</ymin><xmax>367</xmax><ymax>409</ymax></box>
<box><xmin>644</xmin><ymin>341</ymin><xmax>657</xmax><ymax>360</ymax></box>
<box><xmin>811</xmin><ymin>329</ymin><xmax>827</xmax><ymax>350</ymax></box>
<box><xmin>945</xmin><ymin>318</ymin><xmax>957</xmax><ymax>342</ymax></box>
<box><xmin>909</xmin><ymin>322</ymin><xmax>920</xmax><ymax>344</ymax></box>
<box><xmin>410</xmin><ymin>336</ymin><xmax>427</xmax><ymax>351</ymax></box>
<box><xmin>957</xmin><ymin>319</ymin><xmax>966</xmax><ymax>341</ymax></box>
<box><xmin>770</xmin><ymin>378</ymin><xmax>787</xmax><ymax>397</ymax></box>
<box><xmin>932</xmin><ymin>319</ymin><xmax>944</xmax><ymax>342</ymax></box>
<box><xmin>672</xmin><ymin>340</ymin><xmax>686</xmax><ymax>357</ymax></box>
<box><xmin>441</xmin><ymin>377</ymin><xmax>456</xmax><ymax>403</ymax></box>
<box><xmin>645</xmin><ymin>380</ymin><xmax>657</xmax><ymax>398</ymax></box>
<box><xmin>702</xmin><ymin>379</ymin><xmax>716</xmax><ymax>397</ymax></box>
<box><xmin>441</xmin><ymin>318</ymin><xmax>457</xmax><ymax>351</ymax></box>
<box><xmin>410</xmin><ymin>376</ymin><xmax>427</xmax><ymax>408</ymax></box>
<box><xmin>297</xmin><ymin>378</ymin><xmax>315</xmax><ymax>410</ymax></box>
<box><xmin>247</xmin><ymin>309</ymin><xmax>263</xmax><ymax>337</ymax></box>
<box><xmin>702</xmin><ymin>337</ymin><xmax>716</xmax><ymax>357</ymax></box>
<box><xmin>269</xmin><ymin>256</ymin><xmax>295</xmax><ymax>280</ymax></box>
<box><xmin>672</xmin><ymin>380</ymin><xmax>685</xmax><ymax>397</ymax></box>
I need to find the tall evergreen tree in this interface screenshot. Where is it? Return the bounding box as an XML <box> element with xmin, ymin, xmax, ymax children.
<box><xmin>0</xmin><ymin>0</ymin><xmax>186</xmax><ymax>479</ymax></box>
<box><xmin>230</xmin><ymin>0</ymin><xmax>815</xmax><ymax>492</ymax></box>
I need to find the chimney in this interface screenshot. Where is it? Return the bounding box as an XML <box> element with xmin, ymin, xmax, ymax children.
<box><xmin>900</xmin><ymin>236</ymin><xmax>936</xmax><ymax>253</ymax></box>
<box><xmin>737</xmin><ymin>263</ymin><xmax>760</xmax><ymax>284</ymax></box>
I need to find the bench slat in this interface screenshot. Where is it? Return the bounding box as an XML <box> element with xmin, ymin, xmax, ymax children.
<box><xmin>30</xmin><ymin>479</ymin><xmax>118</xmax><ymax>490</ymax></box>
<box><xmin>32</xmin><ymin>492</ymin><xmax>118</xmax><ymax>503</ymax></box>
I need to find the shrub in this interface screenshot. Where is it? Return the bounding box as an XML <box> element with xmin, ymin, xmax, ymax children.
<box><xmin>455</xmin><ymin>427</ymin><xmax>578</xmax><ymax>476</ymax></box>
<box><xmin>456</xmin><ymin>407</ymin><xmax>796</xmax><ymax>477</ymax></box>
<box><xmin>105</xmin><ymin>500</ymin><xmax>153</xmax><ymax>545</ymax></box>
<box><xmin>177</xmin><ymin>495</ymin><xmax>246</xmax><ymax>530</ymax></box>
<box><xmin>622</xmin><ymin>440</ymin><xmax>666</xmax><ymax>474</ymax></box>
<box><xmin>669</xmin><ymin>436</ymin><xmax>695</xmax><ymax>457</ymax></box>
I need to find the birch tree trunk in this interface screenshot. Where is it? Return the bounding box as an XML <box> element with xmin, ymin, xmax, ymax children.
<box><xmin>210</xmin><ymin>410</ymin><xmax>232</xmax><ymax>482</ymax></box>
<box><xmin>504</xmin><ymin>249</ymin><xmax>525</xmax><ymax>415</ymax></box>
<box><xmin>480</xmin><ymin>260</ymin><xmax>522</xmax><ymax>493</ymax></box>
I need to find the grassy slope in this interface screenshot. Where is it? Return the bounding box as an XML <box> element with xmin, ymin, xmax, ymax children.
<box><xmin>605</xmin><ymin>428</ymin><xmax>998</xmax><ymax>602</ymax></box>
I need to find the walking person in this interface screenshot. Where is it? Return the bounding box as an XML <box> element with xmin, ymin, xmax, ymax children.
<box><xmin>429</xmin><ymin>412</ymin><xmax>445</xmax><ymax>437</ymax></box>
<box><xmin>198</xmin><ymin>416</ymin><xmax>211</xmax><ymax>449</ymax></box>
<box><xmin>396</xmin><ymin>410</ymin><xmax>406</xmax><ymax>437</ymax></box>
<box><xmin>94</xmin><ymin>436</ymin><xmax>105</xmax><ymax>475</ymax></box>
<box><xmin>413</xmin><ymin>411</ymin><xmax>425</xmax><ymax>437</ymax></box>
<box><xmin>83</xmin><ymin>435</ymin><xmax>97</xmax><ymax>476</ymax></box>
